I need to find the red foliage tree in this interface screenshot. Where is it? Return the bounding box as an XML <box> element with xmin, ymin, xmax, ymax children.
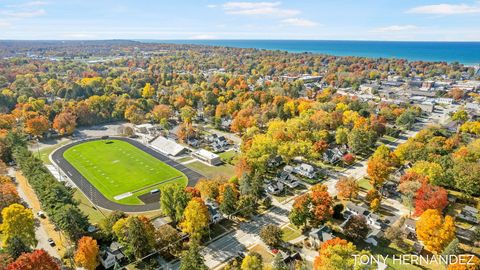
<box><xmin>310</xmin><ymin>184</ymin><xmax>333</xmax><ymax>225</ymax></box>
<box><xmin>185</xmin><ymin>187</ymin><xmax>201</xmax><ymax>198</ymax></box>
<box><xmin>342</xmin><ymin>153</ymin><xmax>355</xmax><ymax>165</ymax></box>
<box><xmin>414</xmin><ymin>182</ymin><xmax>448</xmax><ymax>216</ymax></box>
<box><xmin>6</xmin><ymin>249</ymin><xmax>59</xmax><ymax>270</ymax></box>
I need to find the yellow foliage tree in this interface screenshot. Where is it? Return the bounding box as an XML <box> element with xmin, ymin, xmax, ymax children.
<box><xmin>416</xmin><ymin>209</ymin><xmax>455</xmax><ymax>253</ymax></box>
<box><xmin>142</xmin><ymin>83</ymin><xmax>155</xmax><ymax>98</ymax></box>
<box><xmin>74</xmin><ymin>236</ymin><xmax>99</xmax><ymax>270</ymax></box>
<box><xmin>180</xmin><ymin>198</ymin><xmax>210</xmax><ymax>242</ymax></box>
<box><xmin>0</xmin><ymin>203</ymin><xmax>36</xmax><ymax>248</ymax></box>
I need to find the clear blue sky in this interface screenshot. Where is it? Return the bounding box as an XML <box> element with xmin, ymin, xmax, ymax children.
<box><xmin>1</xmin><ymin>0</ymin><xmax>479</xmax><ymax>41</ymax></box>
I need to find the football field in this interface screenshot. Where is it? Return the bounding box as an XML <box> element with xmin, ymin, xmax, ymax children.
<box><xmin>63</xmin><ymin>139</ymin><xmax>187</xmax><ymax>205</ymax></box>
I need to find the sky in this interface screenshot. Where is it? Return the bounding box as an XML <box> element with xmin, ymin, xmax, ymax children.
<box><xmin>0</xmin><ymin>0</ymin><xmax>480</xmax><ymax>41</ymax></box>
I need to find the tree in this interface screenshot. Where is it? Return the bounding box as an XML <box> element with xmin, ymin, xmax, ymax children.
<box><xmin>52</xmin><ymin>111</ymin><xmax>76</xmax><ymax>135</ymax></box>
<box><xmin>219</xmin><ymin>184</ymin><xmax>238</xmax><ymax>216</ymax></box>
<box><xmin>365</xmin><ymin>188</ymin><xmax>380</xmax><ymax>203</ymax></box>
<box><xmin>241</xmin><ymin>253</ymin><xmax>263</xmax><ymax>270</ymax></box>
<box><xmin>416</xmin><ymin>209</ymin><xmax>455</xmax><ymax>253</ymax></box>
<box><xmin>160</xmin><ymin>184</ymin><xmax>190</xmax><ymax>225</ymax></box>
<box><xmin>179</xmin><ymin>244</ymin><xmax>208</xmax><ymax>270</ymax></box>
<box><xmin>195</xmin><ymin>178</ymin><xmax>223</xmax><ymax>200</ymax></box>
<box><xmin>5</xmin><ymin>236</ymin><xmax>31</xmax><ymax>259</ymax></box>
<box><xmin>272</xmin><ymin>253</ymin><xmax>288</xmax><ymax>270</ymax></box>
<box><xmin>113</xmin><ymin>216</ymin><xmax>156</xmax><ymax>259</ymax></box>
<box><xmin>0</xmin><ymin>182</ymin><xmax>22</xmax><ymax>219</ymax></box>
<box><xmin>142</xmin><ymin>83</ymin><xmax>155</xmax><ymax>99</ymax></box>
<box><xmin>335</xmin><ymin>127</ymin><xmax>349</xmax><ymax>145</ymax></box>
<box><xmin>259</xmin><ymin>224</ymin><xmax>283</xmax><ymax>247</ymax></box>
<box><xmin>347</xmin><ymin>128</ymin><xmax>377</xmax><ymax>154</ymax></box>
<box><xmin>74</xmin><ymin>236</ymin><xmax>99</xmax><ymax>270</ymax></box>
<box><xmin>99</xmin><ymin>211</ymin><xmax>126</xmax><ymax>241</ymax></box>
<box><xmin>414</xmin><ymin>182</ymin><xmax>448</xmax><ymax>216</ymax></box>
<box><xmin>289</xmin><ymin>194</ymin><xmax>312</xmax><ymax>228</ymax></box>
<box><xmin>396</xmin><ymin>109</ymin><xmax>416</xmax><ymax>129</ymax></box>
<box><xmin>6</xmin><ymin>249</ymin><xmax>59</xmax><ymax>270</ymax></box>
<box><xmin>451</xmin><ymin>109</ymin><xmax>468</xmax><ymax>122</ymax></box>
<box><xmin>1</xmin><ymin>204</ymin><xmax>36</xmax><ymax>249</ymax></box>
<box><xmin>151</xmin><ymin>104</ymin><xmax>172</xmax><ymax>125</ymax></box>
<box><xmin>343</xmin><ymin>215</ymin><xmax>369</xmax><ymax>241</ymax></box>
<box><xmin>313</xmin><ymin>238</ymin><xmax>370</xmax><ymax>270</ymax></box>
<box><xmin>310</xmin><ymin>184</ymin><xmax>333</xmax><ymax>226</ymax></box>
<box><xmin>367</xmin><ymin>157</ymin><xmax>392</xmax><ymax>187</ymax></box>
<box><xmin>24</xmin><ymin>116</ymin><xmax>49</xmax><ymax>137</ymax></box>
<box><xmin>408</xmin><ymin>161</ymin><xmax>444</xmax><ymax>186</ymax></box>
<box><xmin>124</xmin><ymin>105</ymin><xmax>144</xmax><ymax>124</ymax></box>
<box><xmin>52</xmin><ymin>204</ymin><xmax>89</xmax><ymax>242</ymax></box>
<box><xmin>335</xmin><ymin>177</ymin><xmax>358</xmax><ymax>200</ymax></box>
<box><xmin>342</xmin><ymin>153</ymin><xmax>355</xmax><ymax>165</ymax></box>
<box><xmin>180</xmin><ymin>105</ymin><xmax>196</xmax><ymax>123</ymax></box>
<box><xmin>180</xmin><ymin>198</ymin><xmax>210</xmax><ymax>242</ymax></box>
<box><xmin>370</xmin><ymin>198</ymin><xmax>380</xmax><ymax>212</ymax></box>
<box><xmin>155</xmin><ymin>224</ymin><xmax>182</xmax><ymax>258</ymax></box>
<box><xmin>447</xmin><ymin>255</ymin><xmax>480</xmax><ymax>270</ymax></box>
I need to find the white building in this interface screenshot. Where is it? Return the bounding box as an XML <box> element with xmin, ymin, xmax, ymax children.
<box><xmin>150</xmin><ymin>136</ymin><xmax>187</xmax><ymax>156</ymax></box>
<box><xmin>192</xmin><ymin>149</ymin><xmax>222</xmax><ymax>166</ymax></box>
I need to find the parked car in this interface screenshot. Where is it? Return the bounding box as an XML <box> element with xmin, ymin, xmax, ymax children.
<box><xmin>47</xmin><ymin>238</ymin><xmax>55</xmax><ymax>247</ymax></box>
<box><xmin>37</xmin><ymin>211</ymin><xmax>46</xmax><ymax>219</ymax></box>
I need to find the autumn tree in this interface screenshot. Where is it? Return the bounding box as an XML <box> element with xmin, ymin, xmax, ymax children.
<box><xmin>310</xmin><ymin>184</ymin><xmax>333</xmax><ymax>226</ymax></box>
<box><xmin>124</xmin><ymin>104</ymin><xmax>144</xmax><ymax>124</ymax></box>
<box><xmin>408</xmin><ymin>161</ymin><xmax>444</xmax><ymax>186</ymax></box>
<box><xmin>259</xmin><ymin>225</ymin><xmax>283</xmax><ymax>247</ymax></box>
<box><xmin>416</xmin><ymin>209</ymin><xmax>455</xmax><ymax>253</ymax></box>
<box><xmin>347</xmin><ymin>127</ymin><xmax>377</xmax><ymax>154</ymax></box>
<box><xmin>343</xmin><ymin>215</ymin><xmax>369</xmax><ymax>241</ymax></box>
<box><xmin>414</xmin><ymin>182</ymin><xmax>448</xmax><ymax>216</ymax></box>
<box><xmin>367</xmin><ymin>157</ymin><xmax>392</xmax><ymax>187</ymax></box>
<box><xmin>52</xmin><ymin>111</ymin><xmax>76</xmax><ymax>135</ymax></box>
<box><xmin>195</xmin><ymin>178</ymin><xmax>223</xmax><ymax>200</ymax></box>
<box><xmin>370</xmin><ymin>198</ymin><xmax>380</xmax><ymax>212</ymax></box>
<box><xmin>335</xmin><ymin>177</ymin><xmax>359</xmax><ymax>200</ymax></box>
<box><xmin>142</xmin><ymin>83</ymin><xmax>155</xmax><ymax>99</ymax></box>
<box><xmin>24</xmin><ymin>116</ymin><xmax>49</xmax><ymax>137</ymax></box>
<box><xmin>219</xmin><ymin>184</ymin><xmax>238</xmax><ymax>216</ymax></box>
<box><xmin>179</xmin><ymin>244</ymin><xmax>208</xmax><ymax>270</ymax></box>
<box><xmin>160</xmin><ymin>184</ymin><xmax>190</xmax><ymax>225</ymax></box>
<box><xmin>0</xmin><ymin>182</ymin><xmax>22</xmax><ymax>220</ymax></box>
<box><xmin>1</xmin><ymin>204</ymin><xmax>36</xmax><ymax>249</ymax></box>
<box><xmin>155</xmin><ymin>224</ymin><xmax>182</xmax><ymax>258</ymax></box>
<box><xmin>151</xmin><ymin>104</ymin><xmax>172</xmax><ymax>126</ymax></box>
<box><xmin>74</xmin><ymin>236</ymin><xmax>99</xmax><ymax>270</ymax></box>
<box><xmin>289</xmin><ymin>194</ymin><xmax>312</xmax><ymax>228</ymax></box>
<box><xmin>6</xmin><ymin>249</ymin><xmax>59</xmax><ymax>270</ymax></box>
<box><xmin>447</xmin><ymin>255</ymin><xmax>480</xmax><ymax>270</ymax></box>
<box><xmin>113</xmin><ymin>216</ymin><xmax>155</xmax><ymax>259</ymax></box>
<box><xmin>313</xmin><ymin>238</ymin><xmax>370</xmax><ymax>270</ymax></box>
<box><xmin>180</xmin><ymin>198</ymin><xmax>210</xmax><ymax>242</ymax></box>
<box><xmin>241</xmin><ymin>253</ymin><xmax>263</xmax><ymax>270</ymax></box>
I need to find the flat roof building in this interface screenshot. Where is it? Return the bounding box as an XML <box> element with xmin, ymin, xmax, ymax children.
<box><xmin>192</xmin><ymin>149</ymin><xmax>222</xmax><ymax>166</ymax></box>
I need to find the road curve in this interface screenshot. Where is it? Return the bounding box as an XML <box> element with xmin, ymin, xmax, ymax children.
<box><xmin>51</xmin><ymin>137</ymin><xmax>204</xmax><ymax>213</ymax></box>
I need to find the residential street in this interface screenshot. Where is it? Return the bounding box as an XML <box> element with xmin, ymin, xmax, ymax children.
<box><xmin>201</xmin><ymin>106</ymin><xmax>451</xmax><ymax>269</ymax></box>
<box><xmin>11</xmin><ymin>168</ymin><xmax>61</xmax><ymax>259</ymax></box>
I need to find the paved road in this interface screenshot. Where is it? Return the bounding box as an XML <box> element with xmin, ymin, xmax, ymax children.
<box><xmin>202</xmin><ymin>108</ymin><xmax>448</xmax><ymax>269</ymax></box>
<box><xmin>51</xmin><ymin>137</ymin><xmax>204</xmax><ymax>213</ymax></box>
<box><xmin>12</xmin><ymin>168</ymin><xmax>60</xmax><ymax>259</ymax></box>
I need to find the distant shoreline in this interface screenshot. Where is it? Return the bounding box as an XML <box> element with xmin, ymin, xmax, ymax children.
<box><xmin>139</xmin><ymin>39</ymin><xmax>480</xmax><ymax>65</ymax></box>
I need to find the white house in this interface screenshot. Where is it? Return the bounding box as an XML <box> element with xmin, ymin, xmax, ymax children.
<box><xmin>192</xmin><ymin>149</ymin><xmax>222</xmax><ymax>166</ymax></box>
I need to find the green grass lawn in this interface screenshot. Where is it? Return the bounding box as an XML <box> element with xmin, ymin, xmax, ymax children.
<box><xmin>185</xmin><ymin>161</ymin><xmax>235</xmax><ymax>178</ymax></box>
<box><xmin>358</xmin><ymin>177</ymin><xmax>373</xmax><ymax>191</ymax></box>
<box><xmin>281</xmin><ymin>224</ymin><xmax>303</xmax><ymax>242</ymax></box>
<box><xmin>64</xmin><ymin>139</ymin><xmax>187</xmax><ymax>205</ymax></box>
<box><xmin>37</xmin><ymin>140</ymin><xmax>71</xmax><ymax>164</ymax></box>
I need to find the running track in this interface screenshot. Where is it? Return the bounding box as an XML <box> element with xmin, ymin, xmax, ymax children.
<box><xmin>51</xmin><ymin>137</ymin><xmax>204</xmax><ymax>213</ymax></box>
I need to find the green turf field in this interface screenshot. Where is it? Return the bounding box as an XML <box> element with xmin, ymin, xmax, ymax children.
<box><xmin>63</xmin><ymin>139</ymin><xmax>187</xmax><ymax>205</ymax></box>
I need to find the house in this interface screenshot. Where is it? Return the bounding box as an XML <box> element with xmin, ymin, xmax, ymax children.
<box><xmin>322</xmin><ymin>148</ymin><xmax>344</xmax><ymax>164</ymax></box>
<box><xmin>365</xmin><ymin>228</ymin><xmax>383</xmax><ymax>246</ymax></box>
<box><xmin>345</xmin><ymin>202</ymin><xmax>371</xmax><ymax>219</ymax></box>
<box><xmin>265</xmin><ymin>180</ymin><xmax>284</xmax><ymax>195</ymax></box>
<box><xmin>192</xmin><ymin>149</ymin><xmax>222</xmax><ymax>166</ymax></box>
<box><xmin>293</xmin><ymin>163</ymin><xmax>316</xmax><ymax>179</ymax></box>
<box><xmin>445</xmin><ymin>120</ymin><xmax>460</xmax><ymax>132</ymax></box>
<box><xmin>367</xmin><ymin>213</ymin><xmax>383</xmax><ymax>229</ymax></box>
<box><xmin>457</xmin><ymin>206</ymin><xmax>479</xmax><ymax>224</ymax></box>
<box><xmin>435</xmin><ymin>97</ymin><xmax>454</xmax><ymax>105</ymax></box>
<box><xmin>207</xmin><ymin>204</ymin><xmax>223</xmax><ymax>223</ymax></box>
<box><xmin>211</xmin><ymin>135</ymin><xmax>228</xmax><ymax>152</ymax></box>
<box><xmin>220</xmin><ymin>118</ymin><xmax>233</xmax><ymax>130</ymax></box>
<box><xmin>412</xmin><ymin>243</ymin><xmax>424</xmax><ymax>255</ymax></box>
<box><xmin>186</xmin><ymin>137</ymin><xmax>200</xmax><ymax>148</ymax></box>
<box><xmin>456</xmin><ymin>227</ymin><xmax>476</xmax><ymax>243</ymax></box>
<box><xmin>308</xmin><ymin>225</ymin><xmax>334</xmax><ymax>249</ymax></box>
<box><xmin>150</xmin><ymin>136</ymin><xmax>188</xmax><ymax>157</ymax></box>
<box><xmin>100</xmin><ymin>242</ymin><xmax>126</xmax><ymax>269</ymax></box>
<box><xmin>277</xmin><ymin>171</ymin><xmax>300</xmax><ymax>188</ymax></box>
<box><xmin>267</xmin><ymin>156</ymin><xmax>283</xmax><ymax>168</ymax></box>
<box><xmin>401</xmin><ymin>219</ymin><xmax>417</xmax><ymax>240</ymax></box>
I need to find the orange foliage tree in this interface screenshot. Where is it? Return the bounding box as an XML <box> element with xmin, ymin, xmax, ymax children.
<box><xmin>52</xmin><ymin>111</ymin><xmax>77</xmax><ymax>135</ymax></box>
<box><xmin>6</xmin><ymin>249</ymin><xmax>59</xmax><ymax>270</ymax></box>
<box><xmin>74</xmin><ymin>236</ymin><xmax>99</xmax><ymax>270</ymax></box>
<box><xmin>416</xmin><ymin>209</ymin><xmax>455</xmax><ymax>253</ymax></box>
<box><xmin>25</xmin><ymin>116</ymin><xmax>49</xmax><ymax>137</ymax></box>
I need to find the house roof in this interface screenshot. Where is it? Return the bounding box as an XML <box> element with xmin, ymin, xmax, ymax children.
<box><xmin>150</xmin><ymin>136</ymin><xmax>186</xmax><ymax>156</ymax></box>
<box><xmin>194</xmin><ymin>149</ymin><xmax>220</xmax><ymax>160</ymax></box>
